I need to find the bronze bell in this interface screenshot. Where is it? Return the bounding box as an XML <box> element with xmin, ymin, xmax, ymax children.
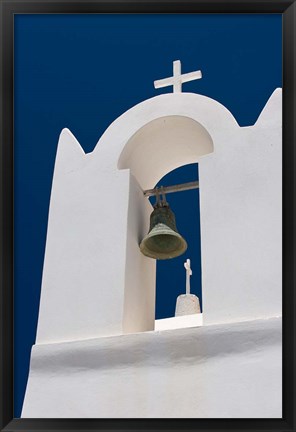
<box><xmin>140</xmin><ymin>192</ymin><xmax>187</xmax><ymax>260</ymax></box>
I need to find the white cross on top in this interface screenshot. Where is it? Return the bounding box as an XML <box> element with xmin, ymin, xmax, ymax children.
<box><xmin>154</xmin><ymin>60</ymin><xmax>202</xmax><ymax>93</ymax></box>
<box><xmin>184</xmin><ymin>259</ymin><xmax>193</xmax><ymax>295</ymax></box>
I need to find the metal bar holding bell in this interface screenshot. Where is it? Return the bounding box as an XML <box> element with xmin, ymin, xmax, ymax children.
<box><xmin>143</xmin><ymin>181</ymin><xmax>199</xmax><ymax>197</ymax></box>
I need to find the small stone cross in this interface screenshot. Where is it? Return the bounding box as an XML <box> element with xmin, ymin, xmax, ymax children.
<box><xmin>184</xmin><ymin>259</ymin><xmax>192</xmax><ymax>295</ymax></box>
<box><xmin>154</xmin><ymin>60</ymin><xmax>202</xmax><ymax>93</ymax></box>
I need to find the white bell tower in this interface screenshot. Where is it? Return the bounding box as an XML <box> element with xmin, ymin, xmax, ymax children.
<box><xmin>22</xmin><ymin>60</ymin><xmax>282</xmax><ymax>419</ymax></box>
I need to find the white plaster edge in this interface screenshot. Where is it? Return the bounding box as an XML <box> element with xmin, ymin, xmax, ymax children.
<box><xmin>155</xmin><ymin>313</ymin><xmax>203</xmax><ymax>331</ymax></box>
<box><xmin>33</xmin><ymin>315</ymin><xmax>281</xmax><ymax>349</ymax></box>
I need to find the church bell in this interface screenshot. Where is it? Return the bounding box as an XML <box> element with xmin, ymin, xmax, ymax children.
<box><xmin>140</xmin><ymin>190</ymin><xmax>187</xmax><ymax>260</ymax></box>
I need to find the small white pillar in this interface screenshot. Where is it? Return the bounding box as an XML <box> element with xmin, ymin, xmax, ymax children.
<box><xmin>175</xmin><ymin>259</ymin><xmax>201</xmax><ymax>316</ymax></box>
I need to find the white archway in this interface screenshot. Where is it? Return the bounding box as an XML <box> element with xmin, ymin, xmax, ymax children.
<box><xmin>118</xmin><ymin>115</ymin><xmax>214</xmax><ymax>333</ymax></box>
<box><xmin>118</xmin><ymin>115</ymin><xmax>214</xmax><ymax>189</ymax></box>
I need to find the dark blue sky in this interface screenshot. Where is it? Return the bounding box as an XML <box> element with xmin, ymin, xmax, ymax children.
<box><xmin>14</xmin><ymin>13</ymin><xmax>282</xmax><ymax>417</ymax></box>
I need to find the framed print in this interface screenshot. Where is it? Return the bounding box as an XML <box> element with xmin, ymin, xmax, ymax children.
<box><xmin>0</xmin><ymin>0</ymin><xmax>295</xmax><ymax>431</ymax></box>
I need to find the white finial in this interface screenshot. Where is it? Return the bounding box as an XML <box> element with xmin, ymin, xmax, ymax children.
<box><xmin>184</xmin><ymin>258</ymin><xmax>192</xmax><ymax>295</ymax></box>
<box><xmin>154</xmin><ymin>60</ymin><xmax>202</xmax><ymax>93</ymax></box>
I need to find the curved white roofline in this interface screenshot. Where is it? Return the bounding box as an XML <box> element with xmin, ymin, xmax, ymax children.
<box><xmin>91</xmin><ymin>92</ymin><xmax>240</xmax><ymax>170</ymax></box>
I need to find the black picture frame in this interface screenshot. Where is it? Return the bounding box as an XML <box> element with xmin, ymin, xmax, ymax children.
<box><xmin>0</xmin><ymin>1</ymin><xmax>295</xmax><ymax>431</ymax></box>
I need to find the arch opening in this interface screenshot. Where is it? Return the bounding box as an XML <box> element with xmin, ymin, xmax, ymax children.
<box><xmin>120</xmin><ymin>115</ymin><xmax>214</xmax><ymax>334</ymax></box>
<box><xmin>151</xmin><ymin>163</ymin><xmax>202</xmax><ymax>321</ymax></box>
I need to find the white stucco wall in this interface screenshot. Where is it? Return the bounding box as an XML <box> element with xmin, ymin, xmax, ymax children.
<box><xmin>35</xmin><ymin>89</ymin><xmax>282</xmax><ymax>344</ymax></box>
<box><xmin>123</xmin><ymin>174</ymin><xmax>156</xmax><ymax>334</ymax></box>
<box><xmin>22</xmin><ymin>317</ymin><xmax>282</xmax><ymax>418</ymax></box>
<box><xmin>22</xmin><ymin>88</ymin><xmax>282</xmax><ymax>419</ymax></box>
<box><xmin>200</xmin><ymin>90</ymin><xmax>282</xmax><ymax>325</ymax></box>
